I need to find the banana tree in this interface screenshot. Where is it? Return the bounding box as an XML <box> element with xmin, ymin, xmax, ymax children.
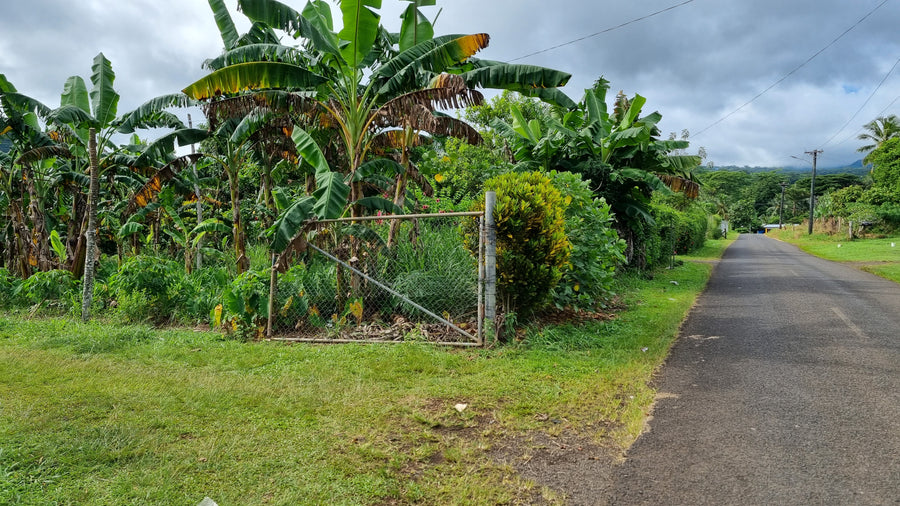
<box><xmin>120</xmin><ymin>186</ymin><xmax>230</xmax><ymax>273</ymax></box>
<box><xmin>2</xmin><ymin>54</ymin><xmax>201</xmax><ymax>319</ymax></box>
<box><xmin>185</xmin><ymin>0</ymin><xmax>571</xmax><ymax>229</ymax></box>
<box><xmin>493</xmin><ymin>78</ymin><xmax>700</xmax><ymax>220</ymax></box>
<box><xmin>1</xmin><ymin>74</ymin><xmax>82</xmax><ymax>277</ymax></box>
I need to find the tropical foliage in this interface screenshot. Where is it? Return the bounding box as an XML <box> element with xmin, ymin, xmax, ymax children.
<box><xmin>2</xmin><ymin>0</ymin><xmax>717</xmax><ymax>331</ymax></box>
<box><xmin>468</xmin><ymin>171</ymin><xmax>571</xmax><ymax>316</ymax></box>
<box><xmin>857</xmin><ymin>114</ymin><xmax>900</xmax><ymax>161</ymax></box>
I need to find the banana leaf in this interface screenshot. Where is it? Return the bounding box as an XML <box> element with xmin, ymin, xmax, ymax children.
<box><xmin>183</xmin><ymin>62</ymin><xmax>326</xmax><ymax>100</ymax></box>
<box><xmin>90</xmin><ymin>53</ymin><xmax>119</xmax><ymax>127</ymax></box>
<box><xmin>270</xmin><ymin>196</ymin><xmax>316</xmax><ymax>253</ymax></box>
<box><xmin>338</xmin><ymin>0</ymin><xmax>383</xmax><ymax>69</ymax></box>
<box><xmin>209</xmin><ymin>0</ymin><xmax>240</xmax><ymax>50</ymax></box>
<box><xmin>238</xmin><ymin>0</ymin><xmax>341</xmax><ymax>57</ymax></box>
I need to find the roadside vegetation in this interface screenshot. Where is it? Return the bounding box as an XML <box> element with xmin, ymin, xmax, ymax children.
<box><xmin>767</xmin><ymin>228</ymin><xmax>900</xmax><ymax>283</ymax></box>
<box><xmin>0</xmin><ymin>240</ymin><xmax>731</xmax><ymax>505</ymax></box>
<box><xmin>1</xmin><ymin>0</ymin><xmax>709</xmax><ymax>336</ymax></box>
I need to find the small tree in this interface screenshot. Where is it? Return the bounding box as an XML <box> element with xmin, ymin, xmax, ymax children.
<box><xmin>469</xmin><ymin>171</ymin><xmax>571</xmax><ymax>315</ymax></box>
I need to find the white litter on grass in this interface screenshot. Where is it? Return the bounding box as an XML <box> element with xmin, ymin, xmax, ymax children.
<box><xmin>454</xmin><ymin>403</ymin><xmax>468</xmax><ymax>413</ymax></box>
<box><xmin>198</xmin><ymin>498</ymin><xmax>218</xmax><ymax>506</ymax></box>
<box><xmin>837</xmin><ymin>244</ymin><xmax>842</xmax><ymax>248</ymax></box>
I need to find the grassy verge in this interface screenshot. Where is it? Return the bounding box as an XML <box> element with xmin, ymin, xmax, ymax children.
<box><xmin>0</xmin><ymin>241</ymin><xmax>731</xmax><ymax>505</ymax></box>
<box><xmin>767</xmin><ymin>228</ymin><xmax>900</xmax><ymax>283</ymax></box>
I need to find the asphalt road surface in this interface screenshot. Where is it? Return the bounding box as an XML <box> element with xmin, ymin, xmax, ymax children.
<box><xmin>608</xmin><ymin>234</ymin><xmax>900</xmax><ymax>505</ymax></box>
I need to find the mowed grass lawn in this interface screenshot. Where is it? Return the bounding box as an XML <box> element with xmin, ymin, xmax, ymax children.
<box><xmin>0</xmin><ymin>240</ymin><xmax>733</xmax><ymax>505</ymax></box>
<box><xmin>767</xmin><ymin>228</ymin><xmax>900</xmax><ymax>283</ymax></box>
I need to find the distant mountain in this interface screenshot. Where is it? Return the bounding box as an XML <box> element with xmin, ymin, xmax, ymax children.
<box><xmin>711</xmin><ymin>161</ymin><xmax>869</xmax><ymax>177</ymax></box>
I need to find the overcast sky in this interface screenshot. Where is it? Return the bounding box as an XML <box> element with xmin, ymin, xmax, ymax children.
<box><xmin>2</xmin><ymin>0</ymin><xmax>899</xmax><ymax>168</ymax></box>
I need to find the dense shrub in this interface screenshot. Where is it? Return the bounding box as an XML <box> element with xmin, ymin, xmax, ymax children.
<box><xmin>219</xmin><ymin>268</ymin><xmax>270</xmax><ymax>339</ymax></box>
<box><xmin>673</xmin><ymin>205</ymin><xmax>708</xmax><ymax>254</ymax></box>
<box><xmin>708</xmin><ymin>214</ymin><xmax>724</xmax><ymax>239</ymax></box>
<box><xmin>470</xmin><ymin>171</ymin><xmax>571</xmax><ymax>315</ymax></box>
<box><xmin>170</xmin><ymin>266</ymin><xmax>230</xmax><ymax>323</ymax></box>
<box><xmin>273</xmin><ymin>263</ymin><xmax>312</xmax><ymax>330</ymax></box>
<box><xmin>871</xmin><ymin>202</ymin><xmax>900</xmax><ymax>234</ymax></box>
<box><xmin>645</xmin><ymin>204</ymin><xmax>678</xmax><ymax>269</ymax></box>
<box><xmin>108</xmin><ymin>256</ymin><xmax>184</xmax><ymax>322</ymax></box>
<box><xmin>630</xmin><ymin>200</ymin><xmax>708</xmax><ymax>270</ymax></box>
<box><xmin>0</xmin><ymin>268</ymin><xmax>20</xmax><ymax>308</ymax></box>
<box><xmin>13</xmin><ymin>269</ymin><xmax>78</xmax><ymax>310</ymax></box>
<box><xmin>547</xmin><ymin>171</ymin><xmax>626</xmax><ymax>311</ymax></box>
<box><xmin>418</xmin><ymin>138</ymin><xmax>511</xmax><ymax>205</ymax></box>
<box><xmin>273</xmin><ymin>262</ymin><xmax>350</xmax><ymax>331</ymax></box>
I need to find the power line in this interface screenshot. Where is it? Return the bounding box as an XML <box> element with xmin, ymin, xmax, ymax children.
<box><xmin>509</xmin><ymin>0</ymin><xmax>697</xmax><ymax>62</ymax></box>
<box><xmin>820</xmin><ymin>55</ymin><xmax>900</xmax><ymax>149</ymax></box>
<box><xmin>832</xmin><ymin>92</ymin><xmax>900</xmax><ymax>148</ymax></box>
<box><xmin>693</xmin><ymin>0</ymin><xmax>891</xmax><ymax>139</ymax></box>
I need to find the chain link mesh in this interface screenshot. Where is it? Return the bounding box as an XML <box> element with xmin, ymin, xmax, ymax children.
<box><xmin>269</xmin><ymin>214</ymin><xmax>483</xmax><ymax>344</ymax></box>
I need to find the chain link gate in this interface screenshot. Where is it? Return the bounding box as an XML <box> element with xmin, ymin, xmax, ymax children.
<box><xmin>265</xmin><ymin>193</ymin><xmax>497</xmax><ymax>346</ymax></box>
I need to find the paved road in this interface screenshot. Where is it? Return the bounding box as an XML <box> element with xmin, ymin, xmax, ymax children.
<box><xmin>608</xmin><ymin>234</ymin><xmax>900</xmax><ymax>505</ymax></box>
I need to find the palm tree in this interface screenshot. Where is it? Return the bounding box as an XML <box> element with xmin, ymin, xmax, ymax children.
<box><xmin>857</xmin><ymin>114</ymin><xmax>900</xmax><ymax>160</ymax></box>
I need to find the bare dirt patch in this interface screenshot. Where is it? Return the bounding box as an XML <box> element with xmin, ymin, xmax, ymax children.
<box><xmin>490</xmin><ymin>431</ymin><xmax>621</xmax><ymax>505</ymax></box>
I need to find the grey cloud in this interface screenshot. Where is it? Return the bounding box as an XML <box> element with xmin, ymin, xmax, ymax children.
<box><xmin>2</xmin><ymin>0</ymin><xmax>898</xmax><ymax>167</ymax></box>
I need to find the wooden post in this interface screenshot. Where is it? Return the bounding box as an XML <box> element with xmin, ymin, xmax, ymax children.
<box><xmin>484</xmin><ymin>191</ymin><xmax>497</xmax><ymax>345</ymax></box>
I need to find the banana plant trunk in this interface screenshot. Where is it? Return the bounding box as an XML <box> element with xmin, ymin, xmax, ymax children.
<box><xmin>81</xmin><ymin>128</ymin><xmax>100</xmax><ymax>322</ymax></box>
<box><xmin>230</xmin><ymin>175</ymin><xmax>249</xmax><ymax>274</ymax></box>
<box><xmin>9</xmin><ymin>201</ymin><xmax>33</xmax><ymax>278</ymax></box>
<box><xmin>68</xmin><ymin>195</ymin><xmax>87</xmax><ymax>278</ymax></box>
<box><xmin>23</xmin><ymin>167</ymin><xmax>52</xmax><ymax>272</ymax></box>
<box><xmin>387</xmin><ymin>143</ymin><xmax>412</xmax><ymax>248</ymax></box>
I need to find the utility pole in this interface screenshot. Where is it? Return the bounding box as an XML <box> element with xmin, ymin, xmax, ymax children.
<box><xmin>806</xmin><ymin>149</ymin><xmax>822</xmax><ymax>235</ymax></box>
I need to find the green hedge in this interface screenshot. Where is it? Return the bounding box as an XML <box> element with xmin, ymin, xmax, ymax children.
<box><xmin>630</xmin><ymin>201</ymin><xmax>708</xmax><ymax>270</ymax></box>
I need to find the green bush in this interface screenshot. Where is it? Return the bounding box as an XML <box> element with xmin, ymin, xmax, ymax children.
<box><xmin>646</xmin><ymin>204</ymin><xmax>678</xmax><ymax>269</ymax></box>
<box><xmin>631</xmin><ymin>200</ymin><xmax>708</xmax><ymax>270</ymax></box>
<box><xmin>273</xmin><ymin>264</ymin><xmax>309</xmax><ymax>328</ymax></box>
<box><xmin>870</xmin><ymin>202</ymin><xmax>900</xmax><ymax>234</ymax></box>
<box><xmin>108</xmin><ymin>256</ymin><xmax>184</xmax><ymax>322</ymax></box>
<box><xmin>0</xmin><ymin>268</ymin><xmax>20</xmax><ymax>308</ymax></box>
<box><xmin>13</xmin><ymin>269</ymin><xmax>78</xmax><ymax>310</ymax></box>
<box><xmin>470</xmin><ymin>171</ymin><xmax>571</xmax><ymax>315</ymax></box>
<box><xmin>171</xmin><ymin>266</ymin><xmax>231</xmax><ymax>324</ymax></box>
<box><xmin>547</xmin><ymin>171</ymin><xmax>626</xmax><ymax>311</ymax></box>
<box><xmin>219</xmin><ymin>268</ymin><xmax>270</xmax><ymax>339</ymax></box>
<box><xmin>673</xmin><ymin>205</ymin><xmax>708</xmax><ymax>254</ymax></box>
<box><xmin>418</xmin><ymin>138</ymin><xmax>511</xmax><ymax>205</ymax></box>
<box><xmin>282</xmin><ymin>259</ymin><xmax>338</xmax><ymax>325</ymax></box>
<box><xmin>112</xmin><ymin>289</ymin><xmax>156</xmax><ymax>324</ymax></box>
<box><xmin>708</xmin><ymin>214</ymin><xmax>724</xmax><ymax>239</ymax></box>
